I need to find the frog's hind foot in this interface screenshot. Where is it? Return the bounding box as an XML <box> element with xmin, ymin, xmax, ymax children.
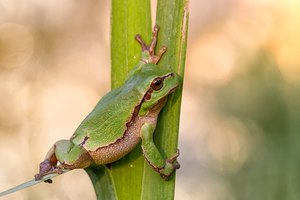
<box><xmin>135</xmin><ymin>25</ymin><xmax>167</xmax><ymax>64</ymax></box>
<box><xmin>34</xmin><ymin>159</ymin><xmax>63</xmax><ymax>182</ymax></box>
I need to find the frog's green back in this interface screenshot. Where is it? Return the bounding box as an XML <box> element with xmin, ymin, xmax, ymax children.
<box><xmin>70</xmin><ymin>65</ymin><xmax>173</xmax><ymax>151</ymax></box>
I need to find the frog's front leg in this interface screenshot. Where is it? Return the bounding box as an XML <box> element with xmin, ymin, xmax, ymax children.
<box><xmin>128</xmin><ymin>25</ymin><xmax>167</xmax><ymax>77</ymax></box>
<box><xmin>140</xmin><ymin>123</ymin><xmax>180</xmax><ymax>179</ymax></box>
<box><xmin>135</xmin><ymin>25</ymin><xmax>167</xmax><ymax>64</ymax></box>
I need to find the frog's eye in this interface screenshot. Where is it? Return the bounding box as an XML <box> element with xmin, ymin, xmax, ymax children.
<box><xmin>151</xmin><ymin>77</ymin><xmax>164</xmax><ymax>91</ymax></box>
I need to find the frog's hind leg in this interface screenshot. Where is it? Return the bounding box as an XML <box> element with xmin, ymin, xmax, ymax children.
<box><xmin>35</xmin><ymin>140</ymin><xmax>93</xmax><ymax>181</ymax></box>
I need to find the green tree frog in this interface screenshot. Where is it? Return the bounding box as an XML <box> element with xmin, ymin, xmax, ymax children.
<box><xmin>35</xmin><ymin>25</ymin><xmax>181</xmax><ymax>181</ymax></box>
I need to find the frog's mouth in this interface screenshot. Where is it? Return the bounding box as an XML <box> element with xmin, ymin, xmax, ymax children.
<box><xmin>168</xmin><ymin>85</ymin><xmax>178</xmax><ymax>95</ymax></box>
<box><xmin>157</xmin><ymin>85</ymin><xmax>178</xmax><ymax>104</ymax></box>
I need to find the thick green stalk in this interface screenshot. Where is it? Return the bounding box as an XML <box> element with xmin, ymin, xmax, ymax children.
<box><xmin>141</xmin><ymin>0</ymin><xmax>189</xmax><ymax>199</ymax></box>
<box><xmin>110</xmin><ymin>0</ymin><xmax>152</xmax><ymax>199</ymax></box>
<box><xmin>85</xmin><ymin>165</ymin><xmax>117</xmax><ymax>200</ymax></box>
<box><xmin>86</xmin><ymin>0</ymin><xmax>189</xmax><ymax>199</ymax></box>
<box><xmin>111</xmin><ymin>0</ymin><xmax>152</xmax><ymax>88</ymax></box>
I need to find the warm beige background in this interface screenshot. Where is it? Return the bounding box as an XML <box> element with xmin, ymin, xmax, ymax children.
<box><xmin>1</xmin><ymin>0</ymin><xmax>300</xmax><ymax>199</ymax></box>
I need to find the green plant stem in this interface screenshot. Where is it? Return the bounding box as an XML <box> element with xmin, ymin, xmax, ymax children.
<box><xmin>141</xmin><ymin>0</ymin><xmax>189</xmax><ymax>199</ymax></box>
<box><xmin>110</xmin><ymin>0</ymin><xmax>152</xmax><ymax>199</ymax></box>
<box><xmin>85</xmin><ymin>166</ymin><xmax>117</xmax><ymax>200</ymax></box>
<box><xmin>86</xmin><ymin>0</ymin><xmax>189</xmax><ymax>199</ymax></box>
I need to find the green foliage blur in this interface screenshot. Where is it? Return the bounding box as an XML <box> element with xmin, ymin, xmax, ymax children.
<box><xmin>217</xmin><ymin>52</ymin><xmax>300</xmax><ymax>200</ymax></box>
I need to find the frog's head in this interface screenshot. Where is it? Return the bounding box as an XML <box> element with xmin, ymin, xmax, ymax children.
<box><xmin>137</xmin><ymin>65</ymin><xmax>181</xmax><ymax>116</ymax></box>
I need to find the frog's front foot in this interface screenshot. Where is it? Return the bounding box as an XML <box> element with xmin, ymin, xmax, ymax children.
<box><xmin>158</xmin><ymin>150</ymin><xmax>181</xmax><ymax>180</ymax></box>
<box><xmin>135</xmin><ymin>25</ymin><xmax>167</xmax><ymax>64</ymax></box>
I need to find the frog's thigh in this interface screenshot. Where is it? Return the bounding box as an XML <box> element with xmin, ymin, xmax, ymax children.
<box><xmin>54</xmin><ymin>140</ymin><xmax>92</xmax><ymax>169</ymax></box>
<box><xmin>140</xmin><ymin>123</ymin><xmax>165</xmax><ymax>169</ymax></box>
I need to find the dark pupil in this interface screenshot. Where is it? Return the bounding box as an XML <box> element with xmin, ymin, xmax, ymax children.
<box><xmin>151</xmin><ymin>78</ymin><xmax>163</xmax><ymax>90</ymax></box>
<box><xmin>154</xmin><ymin>79</ymin><xmax>162</xmax><ymax>86</ymax></box>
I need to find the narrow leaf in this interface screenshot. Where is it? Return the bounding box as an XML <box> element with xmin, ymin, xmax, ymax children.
<box><xmin>0</xmin><ymin>170</ymin><xmax>70</xmax><ymax>197</ymax></box>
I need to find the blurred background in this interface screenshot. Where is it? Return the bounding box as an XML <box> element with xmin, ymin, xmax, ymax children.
<box><xmin>1</xmin><ymin>0</ymin><xmax>300</xmax><ymax>199</ymax></box>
